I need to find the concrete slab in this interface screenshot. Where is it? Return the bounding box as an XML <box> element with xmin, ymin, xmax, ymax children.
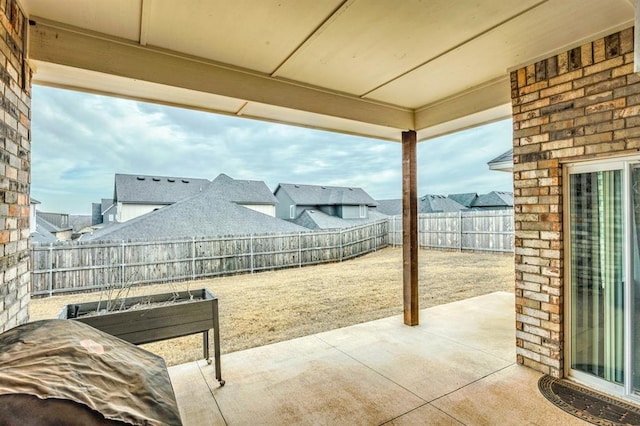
<box><xmin>317</xmin><ymin>321</ymin><xmax>512</xmax><ymax>402</ymax></box>
<box><xmin>383</xmin><ymin>404</ymin><xmax>464</xmax><ymax>425</ymax></box>
<box><xmin>431</xmin><ymin>364</ymin><xmax>588</xmax><ymax>425</ymax></box>
<box><xmin>167</xmin><ymin>292</ymin><xmax>590</xmax><ymax>425</ymax></box>
<box><xmin>168</xmin><ymin>363</ymin><xmax>226</xmax><ymax>426</ymax></box>
<box><xmin>204</xmin><ymin>334</ymin><xmax>426</xmax><ymax>425</ymax></box>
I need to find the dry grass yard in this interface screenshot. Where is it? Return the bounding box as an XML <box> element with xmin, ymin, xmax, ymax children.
<box><xmin>30</xmin><ymin>247</ymin><xmax>514</xmax><ymax>366</ymax></box>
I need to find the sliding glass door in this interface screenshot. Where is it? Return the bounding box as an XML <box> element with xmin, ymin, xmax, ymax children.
<box><xmin>567</xmin><ymin>159</ymin><xmax>639</xmax><ymax>400</ymax></box>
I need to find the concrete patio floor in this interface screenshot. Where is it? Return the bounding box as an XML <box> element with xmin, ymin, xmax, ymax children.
<box><xmin>167</xmin><ymin>292</ymin><xmax>587</xmax><ymax>425</ymax></box>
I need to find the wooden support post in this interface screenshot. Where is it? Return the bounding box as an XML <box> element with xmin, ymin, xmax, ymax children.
<box><xmin>402</xmin><ymin>130</ymin><xmax>419</xmax><ymax>326</ymax></box>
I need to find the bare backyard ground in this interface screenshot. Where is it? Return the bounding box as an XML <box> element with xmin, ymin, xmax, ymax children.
<box><xmin>30</xmin><ymin>247</ymin><xmax>514</xmax><ymax>366</ymax></box>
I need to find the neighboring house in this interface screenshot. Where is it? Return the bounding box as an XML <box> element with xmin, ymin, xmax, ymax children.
<box><xmin>449</xmin><ymin>191</ymin><xmax>513</xmax><ymax>211</ymax></box>
<box><xmin>472</xmin><ymin>191</ymin><xmax>513</xmax><ymax>210</ymax></box>
<box><xmin>83</xmin><ymin>182</ymin><xmax>307</xmax><ymax>242</ymax></box>
<box><xmin>208</xmin><ymin>173</ymin><xmax>278</xmax><ymax>217</ymax></box>
<box><xmin>92</xmin><ymin>198</ymin><xmax>116</xmax><ymax>225</ymax></box>
<box><xmin>69</xmin><ymin>215</ymin><xmax>94</xmax><ymax>239</ymax></box>
<box><xmin>377</xmin><ymin>196</ymin><xmax>467</xmax><ymax>215</ymax></box>
<box><xmin>113</xmin><ymin>173</ymin><xmax>210</xmax><ymax>222</ymax></box>
<box><xmin>448</xmin><ymin>193</ymin><xmax>479</xmax><ymax>209</ymax></box>
<box><xmin>34</xmin><ymin>215</ymin><xmax>72</xmax><ymax>241</ymax></box>
<box><xmin>419</xmin><ymin>195</ymin><xmax>466</xmax><ymax>213</ymax></box>
<box><xmin>375</xmin><ymin>199</ymin><xmax>403</xmax><ymax>216</ymax></box>
<box><xmin>274</xmin><ymin>183</ymin><xmax>378</xmax><ymax>224</ymax></box>
<box><xmin>292</xmin><ymin>208</ymin><xmax>389</xmax><ymax>230</ymax></box>
<box><xmin>38</xmin><ymin>211</ymin><xmax>70</xmax><ymax>229</ymax></box>
<box><xmin>377</xmin><ymin>192</ymin><xmax>511</xmax><ymax>216</ymax></box>
<box><xmin>487</xmin><ymin>149</ymin><xmax>514</xmax><ymax>172</ymax></box>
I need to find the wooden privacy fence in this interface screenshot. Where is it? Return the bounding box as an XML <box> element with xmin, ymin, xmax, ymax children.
<box><xmin>388</xmin><ymin>209</ymin><xmax>514</xmax><ymax>252</ymax></box>
<box><xmin>31</xmin><ymin>220</ymin><xmax>389</xmax><ymax>296</ymax></box>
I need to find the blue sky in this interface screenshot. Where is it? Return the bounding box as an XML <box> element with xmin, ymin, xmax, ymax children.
<box><xmin>31</xmin><ymin>85</ymin><xmax>513</xmax><ymax>214</ymax></box>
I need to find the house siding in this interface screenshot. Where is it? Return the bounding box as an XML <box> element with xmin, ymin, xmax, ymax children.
<box><xmin>0</xmin><ymin>0</ymin><xmax>31</xmax><ymax>333</ymax></box>
<box><xmin>241</xmin><ymin>204</ymin><xmax>276</xmax><ymax>217</ymax></box>
<box><xmin>118</xmin><ymin>203</ymin><xmax>167</xmax><ymax>222</ymax></box>
<box><xmin>338</xmin><ymin>205</ymin><xmax>365</xmax><ymax>219</ymax></box>
<box><xmin>511</xmin><ymin>27</ymin><xmax>637</xmax><ymax>377</ymax></box>
<box><xmin>274</xmin><ymin>189</ymin><xmax>295</xmax><ymax>219</ymax></box>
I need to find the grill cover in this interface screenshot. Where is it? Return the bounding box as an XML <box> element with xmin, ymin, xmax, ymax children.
<box><xmin>0</xmin><ymin>319</ymin><xmax>182</xmax><ymax>425</ymax></box>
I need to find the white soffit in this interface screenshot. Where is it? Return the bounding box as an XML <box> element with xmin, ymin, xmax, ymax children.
<box><xmin>366</xmin><ymin>0</ymin><xmax>634</xmax><ymax>108</ymax></box>
<box><xmin>20</xmin><ymin>0</ymin><xmax>637</xmax><ymax>141</ymax></box>
<box><xmin>143</xmin><ymin>0</ymin><xmax>345</xmax><ymax>74</ymax></box>
<box><xmin>274</xmin><ymin>0</ymin><xmax>542</xmax><ymax>97</ymax></box>
<box><xmin>21</xmin><ymin>0</ymin><xmax>142</xmax><ymax>41</ymax></box>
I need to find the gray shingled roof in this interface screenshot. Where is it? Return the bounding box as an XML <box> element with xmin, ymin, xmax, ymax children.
<box><xmin>448</xmin><ymin>193</ymin><xmax>478</xmax><ymax>208</ymax></box>
<box><xmin>209</xmin><ymin>174</ymin><xmax>278</xmax><ymax>205</ymax></box>
<box><xmin>488</xmin><ymin>149</ymin><xmax>513</xmax><ymax>165</ymax></box>
<box><xmin>30</xmin><ymin>216</ymin><xmax>59</xmax><ymax>243</ymax></box>
<box><xmin>472</xmin><ymin>191</ymin><xmax>513</xmax><ymax>208</ymax></box>
<box><xmin>114</xmin><ymin>173</ymin><xmax>211</xmax><ymax>204</ymax></box>
<box><xmin>84</xmin><ymin>184</ymin><xmax>307</xmax><ymax>242</ymax></box>
<box><xmin>275</xmin><ymin>183</ymin><xmax>377</xmax><ymax>206</ymax></box>
<box><xmin>419</xmin><ymin>195</ymin><xmax>467</xmax><ymax>213</ymax></box>
<box><xmin>376</xmin><ymin>199</ymin><xmax>402</xmax><ymax>216</ymax></box>
<box><xmin>487</xmin><ymin>149</ymin><xmax>514</xmax><ymax>172</ymax></box>
<box><xmin>292</xmin><ymin>208</ymin><xmax>388</xmax><ymax>230</ymax></box>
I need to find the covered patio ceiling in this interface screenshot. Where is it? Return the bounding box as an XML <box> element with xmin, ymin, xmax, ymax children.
<box><xmin>21</xmin><ymin>0</ymin><xmax>634</xmax><ymax>142</ymax></box>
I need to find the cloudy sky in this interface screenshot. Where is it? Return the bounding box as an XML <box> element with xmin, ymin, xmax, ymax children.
<box><xmin>31</xmin><ymin>85</ymin><xmax>513</xmax><ymax>215</ymax></box>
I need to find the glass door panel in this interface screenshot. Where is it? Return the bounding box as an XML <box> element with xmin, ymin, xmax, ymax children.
<box><xmin>631</xmin><ymin>166</ymin><xmax>640</xmax><ymax>394</ymax></box>
<box><xmin>570</xmin><ymin>170</ymin><xmax>624</xmax><ymax>384</ymax></box>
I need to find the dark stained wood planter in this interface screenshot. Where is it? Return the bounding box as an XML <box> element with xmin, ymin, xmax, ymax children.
<box><xmin>59</xmin><ymin>288</ymin><xmax>223</xmax><ymax>385</ymax></box>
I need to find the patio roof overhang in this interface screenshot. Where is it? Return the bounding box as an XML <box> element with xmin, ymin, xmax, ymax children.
<box><xmin>22</xmin><ymin>0</ymin><xmax>633</xmax><ymax>142</ymax></box>
<box><xmin>18</xmin><ymin>0</ymin><xmax>636</xmax><ymax>325</ymax></box>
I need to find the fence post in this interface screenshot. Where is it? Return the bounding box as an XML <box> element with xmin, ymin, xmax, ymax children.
<box><xmin>48</xmin><ymin>245</ymin><xmax>53</xmax><ymax>297</ymax></box>
<box><xmin>339</xmin><ymin>229</ymin><xmax>343</xmax><ymax>262</ymax></box>
<box><xmin>121</xmin><ymin>240</ymin><xmax>125</xmax><ymax>286</ymax></box>
<box><xmin>192</xmin><ymin>237</ymin><xmax>196</xmax><ymax>280</ymax></box>
<box><xmin>298</xmin><ymin>232</ymin><xmax>302</xmax><ymax>267</ymax></box>
<box><xmin>458</xmin><ymin>211</ymin><xmax>463</xmax><ymax>251</ymax></box>
<box><xmin>250</xmin><ymin>234</ymin><xmax>254</xmax><ymax>273</ymax></box>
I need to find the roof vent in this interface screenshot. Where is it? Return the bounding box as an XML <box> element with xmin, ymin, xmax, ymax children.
<box><xmin>321</xmin><ymin>186</ymin><xmax>326</xmax><ymax>189</ymax></box>
<box><xmin>152</xmin><ymin>177</ymin><xmax>160</xmax><ymax>182</ymax></box>
<box><xmin>182</xmin><ymin>179</ymin><xmax>190</xmax><ymax>183</ymax></box>
<box><xmin>348</xmin><ymin>188</ymin><xmax>353</xmax><ymax>191</ymax></box>
<box><xmin>136</xmin><ymin>176</ymin><xmax>145</xmax><ymax>181</ymax></box>
<box><xmin>294</xmin><ymin>185</ymin><xmax>299</xmax><ymax>188</ymax></box>
<box><xmin>168</xmin><ymin>178</ymin><xmax>175</xmax><ymax>182</ymax></box>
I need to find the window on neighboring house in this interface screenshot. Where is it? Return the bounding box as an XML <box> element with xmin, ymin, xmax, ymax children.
<box><xmin>289</xmin><ymin>205</ymin><xmax>295</xmax><ymax>219</ymax></box>
<box><xmin>359</xmin><ymin>205</ymin><xmax>366</xmax><ymax>218</ymax></box>
<box><xmin>566</xmin><ymin>156</ymin><xmax>640</xmax><ymax>400</ymax></box>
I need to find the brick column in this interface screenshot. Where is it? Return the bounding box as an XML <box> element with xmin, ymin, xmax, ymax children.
<box><xmin>511</xmin><ymin>27</ymin><xmax>638</xmax><ymax>377</ymax></box>
<box><xmin>0</xmin><ymin>0</ymin><xmax>31</xmax><ymax>333</ymax></box>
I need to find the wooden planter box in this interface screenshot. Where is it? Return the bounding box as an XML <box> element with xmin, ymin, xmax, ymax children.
<box><xmin>59</xmin><ymin>288</ymin><xmax>223</xmax><ymax>384</ymax></box>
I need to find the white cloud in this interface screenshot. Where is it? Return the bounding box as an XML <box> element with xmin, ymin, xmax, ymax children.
<box><xmin>31</xmin><ymin>86</ymin><xmax>512</xmax><ymax>214</ymax></box>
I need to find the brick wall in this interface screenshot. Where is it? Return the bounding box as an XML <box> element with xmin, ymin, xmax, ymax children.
<box><xmin>511</xmin><ymin>27</ymin><xmax>638</xmax><ymax>377</ymax></box>
<box><xmin>0</xmin><ymin>0</ymin><xmax>30</xmax><ymax>333</ymax></box>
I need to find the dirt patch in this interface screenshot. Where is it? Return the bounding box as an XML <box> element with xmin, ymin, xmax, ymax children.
<box><xmin>30</xmin><ymin>247</ymin><xmax>514</xmax><ymax>366</ymax></box>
